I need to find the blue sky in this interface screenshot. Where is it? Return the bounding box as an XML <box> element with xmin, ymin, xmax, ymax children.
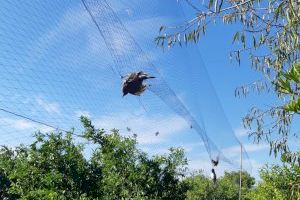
<box><xmin>1</xmin><ymin>0</ymin><xmax>294</xmax><ymax>180</ymax></box>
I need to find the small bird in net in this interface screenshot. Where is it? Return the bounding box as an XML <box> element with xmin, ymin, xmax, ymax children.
<box><xmin>211</xmin><ymin>155</ymin><xmax>219</xmax><ymax>167</ymax></box>
<box><xmin>211</xmin><ymin>168</ymin><xmax>217</xmax><ymax>184</ymax></box>
<box><xmin>122</xmin><ymin>71</ymin><xmax>155</xmax><ymax>96</ymax></box>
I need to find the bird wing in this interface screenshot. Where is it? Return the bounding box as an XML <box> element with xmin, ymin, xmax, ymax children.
<box><xmin>132</xmin><ymin>85</ymin><xmax>146</xmax><ymax>96</ymax></box>
<box><xmin>126</xmin><ymin>73</ymin><xmax>138</xmax><ymax>82</ymax></box>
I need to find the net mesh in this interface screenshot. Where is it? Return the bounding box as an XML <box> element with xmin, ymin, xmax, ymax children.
<box><xmin>0</xmin><ymin>0</ymin><xmax>252</xmax><ymax>174</ymax></box>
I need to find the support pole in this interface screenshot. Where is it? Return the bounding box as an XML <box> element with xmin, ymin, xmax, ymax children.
<box><xmin>239</xmin><ymin>143</ymin><xmax>242</xmax><ymax>200</ymax></box>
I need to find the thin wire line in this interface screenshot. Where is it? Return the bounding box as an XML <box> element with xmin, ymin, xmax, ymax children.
<box><xmin>0</xmin><ymin>107</ymin><xmax>82</xmax><ymax>136</ymax></box>
<box><xmin>0</xmin><ymin>107</ymin><xmax>87</xmax><ymax>138</ymax></box>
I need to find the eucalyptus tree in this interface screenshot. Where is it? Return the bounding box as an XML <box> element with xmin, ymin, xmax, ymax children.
<box><xmin>156</xmin><ymin>0</ymin><xmax>300</xmax><ymax>163</ymax></box>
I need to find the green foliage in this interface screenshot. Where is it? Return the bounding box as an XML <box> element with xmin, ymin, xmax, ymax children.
<box><xmin>184</xmin><ymin>171</ymin><xmax>217</xmax><ymax>200</ymax></box>
<box><xmin>184</xmin><ymin>170</ymin><xmax>255</xmax><ymax>200</ymax></box>
<box><xmin>0</xmin><ymin>117</ymin><xmax>189</xmax><ymax>199</ymax></box>
<box><xmin>249</xmin><ymin>156</ymin><xmax>300</xmax><ymax>200</ymax></box>
<box><xmin>279</xmin><ymin>62</ymin><xmax>300</xmax><ymax>113</ymax></box>
<box><xmin>156</xmin><ymin>0</ymin><xmax>300</xmax><ymax>163</ymax></box>
<box><xmin>0</xmin><ymin>117</ymin><xmax>259</xmax><ymax>199</ymax></box>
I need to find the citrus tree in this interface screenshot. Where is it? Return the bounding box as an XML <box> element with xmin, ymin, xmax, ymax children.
<box><xmin>0</xmin><ymin>117</ymin><xmax>189</xmax><ymax>199</ymax></box>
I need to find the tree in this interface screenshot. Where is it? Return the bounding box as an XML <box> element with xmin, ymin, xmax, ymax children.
<box><xmin>0</xmin><ymin>117</ymin><xmax>189</xmax><ymax>199</ymax></box>
<box><xmin>249</xmin><ymin>156</ymin><xmax>300</xmax><ymax>200</ymax></box>
<box><xmin>184</xmin><ymin>170</ymin><xmax>255</xmax><ymax>200</ymax></box>
<box><xmin>80</xmin><ymin>117</ymin><xmax>189</xmax><ymax>199</ymax></box>
<box><xmin>156</xmin><ymin>0</ymin><xmax>300</xmax><ymax>163</ymax></box>
<box><xmin>0</xmin><ymin>117</ymin><xmax>259</xmax><ymax>199</ymax></box>
<box><xmin>184</xmin><ymin>171</ymin><xmax>217</xmax><ymax>200</ymax></box>
<box><xmin>218</xmin><ymin>171</ymin><xmax>255</xmax><ymax>200</ymax></box>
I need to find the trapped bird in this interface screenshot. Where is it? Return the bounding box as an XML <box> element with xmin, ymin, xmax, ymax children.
<box><xmin>211</xmin><ymin>156</ymin><xmax>219</xmax><ymax>166</ymax></box>
<box><xmin>122</xmin><ymin>71</ymin><xmax>155</xmax><ymax>96</ymax></box>
<box><xmin>211</xmin><ymin>168</ymin><xmax>217</xmax><ymax>184</ymax></box>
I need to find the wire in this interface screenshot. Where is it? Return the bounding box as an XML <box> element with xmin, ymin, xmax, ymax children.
<box><xmin>0</xmin><ymin>107</ymin><xmax>68</xmax><ymax>132</ymax></box>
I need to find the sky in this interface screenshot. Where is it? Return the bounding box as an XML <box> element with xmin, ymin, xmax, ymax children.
<box><xmin>1</xmin><ymin>0</ymin><xmax>296</xmax><ymax>180</ymax></box>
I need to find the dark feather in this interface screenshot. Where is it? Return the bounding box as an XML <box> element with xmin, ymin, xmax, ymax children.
<box><xmin>122</xmin><ymin>71</ymin><xmax>155</xmax><ymax>96</ymax></box>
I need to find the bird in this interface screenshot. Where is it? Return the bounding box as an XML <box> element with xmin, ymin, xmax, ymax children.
<box><xmin>122</xmin><ymin>71</ymin><xmax>155</xmax><ymax>96</ymax></box>
<box><xmin>211</xmin><ymin>168</ymin><xmax>217</xmax><ymax>184</ymax></box>
<box><xmin>211</xmin><ymin>157</ymin><xmax>219</xmax><ymax>167</ymax></box>
<box><xmin>155</xmin><ymin>131</ymin><xmax>159</xmax><ymax>136</ymax></box>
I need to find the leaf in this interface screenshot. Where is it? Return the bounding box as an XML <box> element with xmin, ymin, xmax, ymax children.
<box><xmin>259</xmin><ymin>34</ymin><xmax>265</xmax><ymax>45</ymax></box>
<box><xmin>236</xmin><ymin>50</ymin><xmax>241</xmax><ymax>65</ymax></box>
<box><xmin>274</xmin><ymin>3</ymin><xmax>283</xmax><ymax>21</ymax></box>
<box><xmin>253</xmin><ymin>36</ymin><xmax>257</xmax><ymax>49</ymax></box>
<box><xmin>241</xmin><ymin>33</ymin><xmax>246</xmax><ymax>48</ymax></box>
<box><xmin>284</xmin><ymin>97</ymin><xmax>300</xmax><ymax>112</ymax></box>
<box><xmin>208</xmin><ymin>0</ymin><xmax>214</xmax><ymax>9</ymax></box>
<box><xmin>232</xmin><ymin>32</ymin><xmax>239</xmax><ymax>43</ymax></box>
<box><xmin>218</xmin><ymin>0</ymin><xmax>223</xmax><ymax>13</ymax></box>
<box><xmin>159</xmin><ymin>25</ymin><xmax>165</xmax><ymax>33</ymax></box>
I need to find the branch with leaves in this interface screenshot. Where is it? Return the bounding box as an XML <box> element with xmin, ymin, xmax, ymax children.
<box><xmin>156</xmin><ymin>0</ymin><xmax>300</xmax><ymax>162</ymax></box>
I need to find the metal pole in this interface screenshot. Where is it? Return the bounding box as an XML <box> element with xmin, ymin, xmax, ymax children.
<box><xmin>239</xmin><ymin>143</ymin><xmax>242</xmax><ymax>200</ymax></box>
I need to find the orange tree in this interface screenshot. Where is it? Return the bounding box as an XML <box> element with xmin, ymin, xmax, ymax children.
<box><xmin>0</xmin><ymin>117</ymin><xmax>189</xmax><ymax>199</ymax></box>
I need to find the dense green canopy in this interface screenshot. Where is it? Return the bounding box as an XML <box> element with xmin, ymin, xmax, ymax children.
<box><xmin>1</xmin><ymin>117</ymin><xmax>299</xmax><ymax>199</ymax></box>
